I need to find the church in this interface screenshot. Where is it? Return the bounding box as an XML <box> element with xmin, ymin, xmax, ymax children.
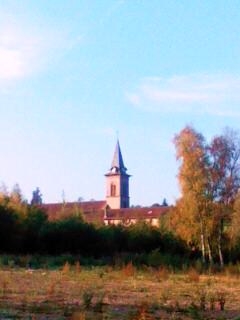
<box><xmin>42</xmin><ymin>140</ymin><xmax>168</xmax><ymax>226</ymax></box>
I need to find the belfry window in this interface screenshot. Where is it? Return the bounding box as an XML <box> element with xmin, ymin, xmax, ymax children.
<box><xmin>110</xmin><ymin>183</ymin><xmax>116</xmax><ymax>196</ymax></box>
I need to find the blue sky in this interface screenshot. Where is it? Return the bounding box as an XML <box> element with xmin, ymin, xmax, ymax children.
<box><xmin>0</xmin><ymin>0</ymin><xmax>240</xmax><ymax>206</ymax></box>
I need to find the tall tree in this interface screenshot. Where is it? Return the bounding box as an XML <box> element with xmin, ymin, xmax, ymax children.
<box><xmin>8</xmin><ymin>184</ymin><xmax>28</xmax><ymax>219</ymax></box>
<box><xmin>208</xmin><ymin>129</ymin><xmax>240</xmax><ymax>266</ymax></box>
<box><xmin>174</xmin><ymin>126</ymin><xmax>240</xmax><ymax>266</ymax></box>
<box><xmin>174</xmin><ymin>126</ymin><xmax>212</xmax><ymax>264</ymax></box>
<box><xmin>31</xmin><ymin>187</ymin><xmax>43</xmax><ymax>205</ymax></box>
<box><xmin>10</xmin><ymin>183</ymin><xmax>22</xmax><ymax>204</ymax></box>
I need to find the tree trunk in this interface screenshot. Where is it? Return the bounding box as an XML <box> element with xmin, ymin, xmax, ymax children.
<box><xmin>218</xmin><ymin>219</ymin><xmax>224</xmax><ymax>268</ymax></box>
<box><xmin>200</xmin><ymin>220</ymin><xmax>206</xmax><ymax>264</ymax></box>
<box><xmin>207</xmin><ymin>237</ymin><xmax>213</xmax><ymax>266</ymax></box>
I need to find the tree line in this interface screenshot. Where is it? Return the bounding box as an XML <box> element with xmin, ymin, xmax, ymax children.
<box><xmin>169</xmin><ymin>125</ymin><xmax>240</xmax><ymax>267</ymax></box>
<box><xmin>1</xmin><ymin>125</ymin><xmax>240</xmax><ymax>268</ymax></box>
<box><xmin>0</xmin><ymin>190</ymin><xmax>188</xmax><ymax>267</ymax></box>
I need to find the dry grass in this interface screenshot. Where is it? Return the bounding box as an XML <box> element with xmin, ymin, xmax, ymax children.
<box><xmin>187</xmin><ymin>267</ymin><xmax>200</xmax><ymax>283</ymax></box>
<box><xmin>0</xmin><ymin>266</ymin><xmax>240</xmax><ymax>319</ymax></box>
<box><xmin>122</xmin><ymin>261</ymin><xmax>135</xmax><ymax>277</ymax></box>
<box><xmin>155</xmin><ymin>266</ymin><xmax>170</xmax><ymax>282</ymax></box>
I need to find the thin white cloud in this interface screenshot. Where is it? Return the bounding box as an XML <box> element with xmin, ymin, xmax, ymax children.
<box><xmin>0</xmin><ymin>10</ymin><xmax>81</xmax><ymax>86</ymax></box>
<box><xmin>126</xmin><ymin>74</ymin><xmax>240</xmax><ymax>117</ymax></box>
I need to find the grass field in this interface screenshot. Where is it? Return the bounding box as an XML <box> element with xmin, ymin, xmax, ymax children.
<box><xmin>0</xmin><ymin>263</ymin><xmax>240</xmax><ymax>319</ymax></box>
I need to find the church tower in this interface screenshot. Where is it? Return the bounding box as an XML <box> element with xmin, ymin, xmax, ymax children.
<box><xmin>105</xmin><ymin>140</ymin><xmax>130</xmax><ymax>209</ymax></box>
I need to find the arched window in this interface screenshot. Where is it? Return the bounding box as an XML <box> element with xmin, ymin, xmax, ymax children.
<box><xmin>110</xmin><ymin>183</ymin><xmax>116</xmax><ymax>196</ymax></box>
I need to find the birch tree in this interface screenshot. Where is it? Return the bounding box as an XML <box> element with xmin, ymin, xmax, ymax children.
<box><xmin>174</xmin><ymin>126</ymin><xmax>211</xmax><ymax>264</ymax></box>
<box><xmin>208</xmin><ymin>129</ymin><xmax>240</xmax><ymax>266</ymax></box>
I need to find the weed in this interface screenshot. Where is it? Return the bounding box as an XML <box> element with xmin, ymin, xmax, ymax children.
<box><xmin>155</xmin><ymin>266</ymin><xmax>169</xmax><ymax>281</ymax></box>
<box><xmin>94</xmin><ymin>292</ymin><xmax>105</xmax><ymax>312</ymax></box>
<box><xmin>1</xmin><ymin>280</ymin><xmax>7</xmax><ymax>296</ymax></box>
<box><xmin>62</xmin><ymin>261</ymin><xmax>70</xmax><ymax>274</ymax></box>
<box><xmin>8</xmin><ymin>259</ymin><xmax>15</xmax><ymax>268</ymax></box>
<box><xmin>206</xmin><ymin>276</ymin><xmax>214</xmax><ymax>287</ymax></box>
<box><xmin>217</xmin><ymin>291</ymin><xmax>226</xmax><ymax>311</ymax></box>
<box><xmin>122</xmin><ymin>261</ymin><xmax>135</xmax><ymax>277</ymax></box>
<box><xmin>134</xmin><ymin>302</ymin><xmax>155</xmax><ymax>320</ymax></box>
<box><xmin>187</xmin><ymin>303</ymin><xmax>202</xmax><ymax>320</ymax></box>
<box><xmin>173</xmin><ymin>300</ymin><xmax>181</xmax><ymax>311</ymax></box>
<box><xmin>47</xmin><ymin>281</ymin><xmax>56</xmax><ymax>296</ymax></box>
<box><xmin>209</xmin><ymin>293</ymin><xmax>215</xmax><ymax>310</ymax></box>
<box><xmin>82</xmin><ymin>289</ymin><xmax>93</xmax><ymax>309</ymax></box>
<box><xmin>197</xmin><ymin>289</ymin><xmax>207</xmax><ymax>310</ymax></box>
<box><xmin>188</xmin><ymin>268</ymin><xmax>200</xmax><ymax>282</ymax></box>
<box><xmin>194</xmin><ymin>259</ymin><xmax>204</xmax><ymax>274</ymax></box>
<box><xmin>75</xmin><ymin>261</ymin><xmax>81</xmax><ymax>273</ymax></box>
<box><xmin>71</xmin><ymin>311</ymin><xmax>86</xmax><ymax>320</ymax></box>
<box><xmin>160</xmin><ymin>291</ymin><xmax>169</xmax><ymax>304</ymax></box>
<box><xmin>105</xmin><ymin>265</ymin><xmax>113</xmax><ymax>273</ymax></box>
<box><xmin>225</xmin><ymin>263</ymin><xmax>240</xmax><ymax>277</ymax></box>
<box><xmin>98</xmin><ymin>270</ymin><xmax>104</xmax><ymax>278</ymax></box>
<box><xmin>149</xmin><ymin>300</ymin><xmax>160</xmax><ymax>311</ymax></box>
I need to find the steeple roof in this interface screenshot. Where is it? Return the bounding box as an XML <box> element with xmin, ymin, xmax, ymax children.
<box><xmin>110</xmin><ymin>140</ymin><xmax>127</xmax><ymax>174</ymax></box>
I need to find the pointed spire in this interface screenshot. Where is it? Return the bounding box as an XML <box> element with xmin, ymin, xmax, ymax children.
<box><xmin>110</xmin><ymin>140</ymin><xmax>127</xmax><ymax>174</ymax></box>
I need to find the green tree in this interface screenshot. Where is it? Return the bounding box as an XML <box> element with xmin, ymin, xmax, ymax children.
<box><xmin>30</xmin><ymin>187</ymin><xmax>43</xmax><ymax>205</ymax></box>
<box><xmin>0</xmin><ymin>205</ymin><xmax>22</xmax><ymax>252</ymax></box>
<box><xmin>24</xmin><ymin>206</ymin><xmax>48</xmax><ymax>252</ymax></box>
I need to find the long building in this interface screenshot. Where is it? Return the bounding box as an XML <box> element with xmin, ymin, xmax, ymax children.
<box><xmin>42</xmin><ymin>140</ymin><xmax>168</xmax><ymax>226</ymax></box>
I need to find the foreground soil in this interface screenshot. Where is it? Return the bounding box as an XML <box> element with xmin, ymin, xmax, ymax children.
<box><xmin>0</xmin><ymin>265</ymin><xmax>240</xmax><ymax>319</ymax></box>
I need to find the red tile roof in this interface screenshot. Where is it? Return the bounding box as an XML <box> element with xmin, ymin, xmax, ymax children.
<box><xmin>41</xmin><ymin>201</ymin><xmax>169</xmax><ymax>224</ymax></box>
<box><xmin>41</xmin><ymin>201</ymin><xmax>106</xmax><ymax>224</ymax></box>
<box><xmin>105</xmin><ymin>206</ymin><xmax>169</xmax><ymax>220</ymax></box>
